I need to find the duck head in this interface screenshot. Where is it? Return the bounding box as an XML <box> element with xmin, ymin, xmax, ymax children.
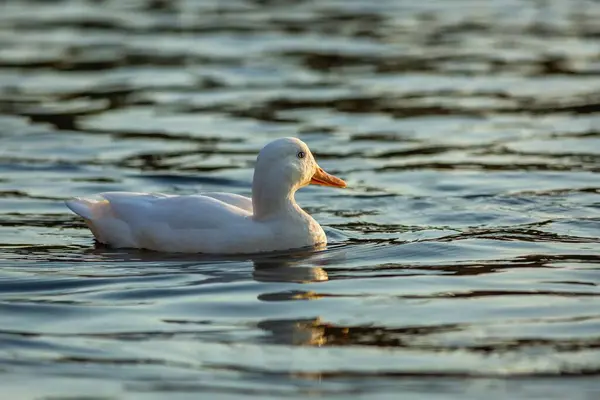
<box><xmin>252</xmin><ymin>137</ymin><xmax>346</xmax><ymax>217</ymax></box>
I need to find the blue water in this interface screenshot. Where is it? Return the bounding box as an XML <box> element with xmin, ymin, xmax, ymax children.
<box><xmin>1</xmin><ymin>0</ymin><xmax>599</xmax><ymax>398</ymax></box>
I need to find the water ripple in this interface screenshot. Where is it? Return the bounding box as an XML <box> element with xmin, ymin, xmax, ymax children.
<box><xmin>1</xmin><ymin>0</ymin><xmax>600</xmax><ymax>398</ymax></box>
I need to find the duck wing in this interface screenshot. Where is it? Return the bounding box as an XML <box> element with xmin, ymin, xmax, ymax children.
<box><xmin>201</xmin><ymin>192</ymin><xmax>253</xmax><ymax>212</ymax></box>
<box><xmin>65</xmin><ymin>192</ymin><xmax>256</xmax><ymax>251</ymax></box>
<box><xmin>99</xmin><ymin>192</ymin><xmax>250</xmax><ymax>229</ymax></box>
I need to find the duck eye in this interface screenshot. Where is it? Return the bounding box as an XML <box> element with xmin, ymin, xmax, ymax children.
<box><xmin>297</xmin><ymin>151</ymin><xmax>305</xmax><ymax>159</ymax></box>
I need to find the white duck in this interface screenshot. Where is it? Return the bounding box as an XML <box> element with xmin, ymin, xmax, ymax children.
<box><xmin>65</xmin><ymin>137</ymin><xmax>346</xmax><ymax>254</ymax></box>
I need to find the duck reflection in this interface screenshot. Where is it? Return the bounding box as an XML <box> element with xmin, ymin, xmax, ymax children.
<box><xmin>250</xmin><ymin>246</ymin><xmax>334</xmax><ymax>345</ymax></box>
<box><xmin>256</xmin><ymin>316</ymin><xmax>463</xmax><ymax>348</ymax></box>
<box><xmin>252</xmin><ymin>261</ymin><xmax>328</xmax><ymax>283</ymax></box>
<box><xmin>257</xmin><ymin>317</ymin><xmax>330</xmax><ymax>346</ymax></box>
<box><xmin>251</xmin><ymin>244</ymin><xmax>329</xmax><ymax>283</ymax></box>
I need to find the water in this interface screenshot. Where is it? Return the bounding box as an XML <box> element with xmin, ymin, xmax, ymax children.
<box><xmin>1</xmin><ymin>0</ymin><xmax>599</xmax><ymax>398</ymax></box>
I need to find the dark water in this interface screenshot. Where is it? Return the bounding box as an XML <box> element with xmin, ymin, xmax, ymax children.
<box><xmin>1</xmin><ymin>0</ymin><xmax>600</xmax><ymax>398</ymax></box>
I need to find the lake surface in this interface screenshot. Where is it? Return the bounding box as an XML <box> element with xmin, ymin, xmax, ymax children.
<box><xmin>1</xmin><ymin>0</ymin><xmax>599</xmax><ymax>398</ymax></box>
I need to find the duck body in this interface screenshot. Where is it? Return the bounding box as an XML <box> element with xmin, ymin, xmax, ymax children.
<box><xmin>66</xmin><ymin>191</ymin><xmax>325</xmax><ymax>254</ymax></box>
<box><xmin>65</xmin><ymin>138</ymin><xmax>345</xmax><ymax>254</ymax></box>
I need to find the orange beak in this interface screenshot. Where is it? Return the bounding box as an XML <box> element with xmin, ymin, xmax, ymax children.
<box><xmin>310</xmin><ymin>166</ymin><xmax>346</xmax><ymax>188</ymax></box>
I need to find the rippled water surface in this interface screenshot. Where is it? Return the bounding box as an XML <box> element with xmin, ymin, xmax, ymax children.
<box><xmin>1</xmin><ymin>0</ymin><xmax>600</xmax><ymax>398</ymax></box>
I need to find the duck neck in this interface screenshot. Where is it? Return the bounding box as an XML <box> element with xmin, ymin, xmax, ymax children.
<box><xmin>252</xmin><ymin>172</ymin><xmax>300</xmax><ymax>220</ymax></box>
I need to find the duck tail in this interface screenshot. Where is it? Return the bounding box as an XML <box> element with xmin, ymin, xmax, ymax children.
<box><xmin>65</xmin><ymin>198</ymin><xmax>99</xmax><ymax>220</ymax></box>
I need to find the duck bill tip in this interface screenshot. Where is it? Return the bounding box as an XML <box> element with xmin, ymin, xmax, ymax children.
<box><xmin>310</xmin><ymin>167</ymin><xmax>346</xmax><ymax>188</ymax></box>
